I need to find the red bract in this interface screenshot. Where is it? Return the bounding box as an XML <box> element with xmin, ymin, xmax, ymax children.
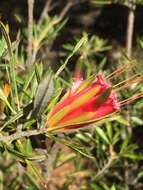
<box><xmin>46</xmin><ymin>74</ymin><xmax>120</xmax><ymax>131</ymax></box>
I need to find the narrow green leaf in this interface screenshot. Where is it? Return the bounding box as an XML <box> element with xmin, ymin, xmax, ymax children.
<box><xmin>131</xmin><ymin>116</ymin><xmax>143</xmax><ymax>125</ymax></box>
<box><xmin>55</xmin><ymin>35</ymin><xmax>87</xmax><ymax>78</ymax></box>
<box><xmin>106</xmin><ymin>122</ymin><xmax>113</xmax><ymax>141</ymax></box>
<box><xmin>0</xmin><ymin>21</ymin><xmax>19</xmax><ymax>110</ymax></box>
<box><xmin>110</xmin><ymin>185</ymin><xmax>116</xmax><ymax>190</ymax></box>
<box><xmin>5</xmin><ymin>144</ymin><xmax>46</xmax><ymax>161</ymax></box>
<box><xmin>25</xmin><ymin>172</ymin><xmax>40</xmax><ymax>190</ymax></box>
<box><xmin>20</xmin><ymin>67</ymin><xmax>35</xmax><ymax>102</ymax></box>
<box><xmin>0</xmin><ymin>170</ymin><xmax>3</xmax><ymax>190</ymax></box>
<box><xmin>115</xmin><ymin>116</ymin><xmax>129</xmax><ymax>126</ymax></box>
<box><xmin>120</xmin><ymin>137</ymin><xmax>129</xmax><ymax>154</ymax></box>
<box><xmin>46</xmin><ymin>134</ymin><xmax>94</xmax><ymax>159</ymax></box>
<box><xmin>112</xmin><ymin>131</ymin><xmax>121</xmax><ymax>145</ymax></box>
<box><xmin>121</xmin><ymin>153</ymin><xmax>143</xmax><ymax>160</ymax></box>
<box><xmin>68</xmin><ymin>144</ymin><xmax>94</xmax><ymax>159</ymax></box>
<box><xmin>0</xmin><ymin>110</ymin><xmax>23</xmax><ymax>131</ymax></box>
<box><xmin>95</xmin><ymin>126</ymin><xmax>110</xmax><ymax>144</ymax></box>
<box><xmin>26</xmin><ymin>139</ymin><xmax>33</xmax><ymax>155</ymax></box>
<box><xmin>34</xmin><ymin>63</ymin><xmax>43</xmax><ymax>84</ymax></box>
<box><xmin>33</xmin><ymin>72</ymin><xmax>54</xmax><ymax>117</ymax></box>
<box><xmin>26</xmin><ymin>161</ymin><xmax>44</xmax><ymax>188</ymax></box>
<box><xmin>0</xmin><ymin>36</ymin><xmax>7</xmax><ymax>57</ymax></box>
<box><xmin>0</xmin><ymin>22</ymin><xmax>12</xmax><ymax>57</ymax></box>
<box><xmin>23</xmin><ymin>119</ymin><xmax>36</xmax><ymax>129</ymax></box>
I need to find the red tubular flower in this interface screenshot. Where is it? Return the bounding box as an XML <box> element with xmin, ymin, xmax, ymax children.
<box><xmin>46</xmin><ymin>74</ymin><xmax>120</xmax><ymax>131</ymax></box>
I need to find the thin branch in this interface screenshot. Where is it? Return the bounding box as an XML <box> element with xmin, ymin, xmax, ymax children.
<box><xmin>27</xmin><ymin>0</ymin><xmax>34</xmax><ymax>68</ymax></box>
<box><xmin>0</xmin><ymin>128</ymin><xmax>45</xmax><ymax>143</ymax></box>
<box><xmin>125</xmin><ymin>2</ymin><xmax>136</xmax><ymax>185</ymax></box>
<box><xmin>126</xmin><ymin>0</ymin><xmax>136</xmax><ymax>58</ymax></box>
<box><xmin>32</xmin><ymin>1</ymin><xmax>74</xmax><ymax>63</ymax></box>
<box><xmin>95</xmin><ymin>157</ymin><xmax>114</xmax><ymax>179</ymax></box>
<box><xmin>38</xmin><ymin>0</ymin><xmax>52</xmax><ymax>26</ymax></box>
<box><xmin>94</xmin><ymin>146</ymin><xmax>118</xmax><ymax>179</ymax></box>
<box><xmin>95</xmin><ymin>145</ymin><xmax>118</xmax><ymax>179</ymax></box>
<box><xmin>58</xmin><ymin>1</ymin><xmax>74</xmax><ymax>21</ymax></box>
<box><xmin>124</xmin><ymin>160</ymin><xmax>130</xmax><ymax>190</ymax></box>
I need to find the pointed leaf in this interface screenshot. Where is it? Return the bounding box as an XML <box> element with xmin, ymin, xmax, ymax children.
<box><xmin>33</xmin><ymin>73</ymin><xmax>54</xmax><ymax>117</ymax></box>
<box><xmin>5</xmin><ymin>144</ymin><xmax>46</xmax><ymax>161</ymax></box>
<box><xmin>111</xmin><ymin>185</ymin><xmax>116</xmax><ymax>190</ymax></box>
<box><xmin>55</xmin><ymin>35</ymin><xmax>87</xmax><ymax>78</ymax></box>
<box><xmin>95</xmin><ymin>126</ymin><xmax>110</xmax><ymax>144</ymax></box>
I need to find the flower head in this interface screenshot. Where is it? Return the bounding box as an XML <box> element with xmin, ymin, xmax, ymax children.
<box><xmin>46</xmin><ymin>61</ymin><xmax>143</xmax><ymax>132</ymax></box>
<box><xmin>46</xmin><ymin>73</ymin><xmax>120</xmax><ymax>131</ymax></box>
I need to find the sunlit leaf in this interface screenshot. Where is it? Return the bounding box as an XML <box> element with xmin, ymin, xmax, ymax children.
<box><xmin>5</xmin><ymin>144</ymin><xmax>46</xmax><ymax>161</ymax></box>
<box><xmin>95</xmin><ymin>126</ymin><xmax>110</xmax><ymax>144</ymax></box>
<box><xmin>33</xmin><ymin>72</ymin><xmax>54</xmax><ymax>117</ymax></box>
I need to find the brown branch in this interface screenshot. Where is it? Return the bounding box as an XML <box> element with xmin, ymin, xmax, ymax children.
<box><xmin>126</xmin><ymin>0</ymin><xmax>136</xmax><ymax>58</ymax></box>
<box><xmin>58</xmin><ymin>1</ymin><xmax>74</xmax><ymax>21</ymax></box>
<box><xmin>38</xmin><ymin>0</ymin><xmax>52</xmax><ymax>26</ymax></box>
<box><xmin>94</xmin><ymin>146</ymin><xmax>118</xmax><ymax>179</ymax></box>
<box><xmin>95</xmin><ymin>157</ymin><xmax>114</xmax><ymax>179</ymax></box>
<box><xmin>0</xmin><ymin>128</ymin><xmax>45</xmax><ymax>143</ymax></box>
<box><xmin>125</xmin><ymin>0</ymin><xmax>136</xmax><ymax>136</ymax></box>
<box><xmin>125</xmin><ymin>3</ymin><xmax>136</xmax><ymax>186</ymax></box>
<box><xmin>27</xmin><ymin>0</ymin><xmax>34</xmax><ymax>68</ymax></box>
<box><xmin>32</xmin><ymin>1</ymin><xmax>74</xmax><ymax>63</ymax></box>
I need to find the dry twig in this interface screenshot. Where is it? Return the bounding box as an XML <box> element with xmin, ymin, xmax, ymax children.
<box><xmin>0</xmin><ymin>128</ymin><xmax>45</xmax><ymax>143</ymax></box>
<box><xmin>27</xmin><ymin>0</ymin><xmax>34</xmax><ymax>67</ymax></box>
<box><xmin>38</xmin><ymin>0</ymin><xmax>53</xmax><ymax>25</ymax></box>
<box><xmin>126</xmin><ymin>0</ymin><xmax>136</xmax><ymax>57</ymax></box>
<box><xmin>94</xmin><ymin>145</ymin><xmax>118</xmax><ymax>179</ymax></box>
<box><xmin>32</xmin><ymin>1</ymin><xmax>74</xmax><ymax>63</ymax></box>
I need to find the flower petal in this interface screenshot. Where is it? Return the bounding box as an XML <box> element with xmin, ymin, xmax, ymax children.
<box><xmin>47</xmin><ymin>86</ymin><xmax>100</xmax><ymax>127</ymax></box>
